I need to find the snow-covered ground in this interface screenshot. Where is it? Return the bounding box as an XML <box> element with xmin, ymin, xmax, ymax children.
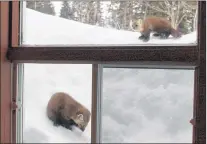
<box><xmin>23</xmin><ymin>64</ymin><xmax>92</xmax><ymax>143</ymax></box>
<box><xmin>22</xmin><ymin>8</ymin><xmax>195</xmax><ymax>143</ymax></box>
<box><xmin>22</xmin><ymin>7</ymin><xmax>197</xmax><ymax>45</ymax></box>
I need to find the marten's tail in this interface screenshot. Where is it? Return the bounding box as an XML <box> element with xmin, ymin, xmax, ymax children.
<box><xmin>171</xmin><ymin>27</ymin><xmax>182</xmax><ymax>38</ymax></box>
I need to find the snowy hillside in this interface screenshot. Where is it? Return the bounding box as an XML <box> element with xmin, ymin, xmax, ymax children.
<box><xmin>22</xmin><ymin>8</ymin><xmax>195</xmax><ymax>143</ymax></box>
<box><xmin>22</xmin><ymin>8</ymin><xmax>197</xmax><ymax>45</ymax></box>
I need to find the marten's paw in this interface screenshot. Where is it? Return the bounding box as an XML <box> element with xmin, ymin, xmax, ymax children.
<box><xmin>139</xmin><ymin>36</ymin><xmax>150</xmax><ymax>42</ymax></box>
<box><xmin>138</xmin><ymin>35</ymin><xmax>145</xmax><ymax>40</ymax></box>
<box><xmin>139</xmin><ymin>35</ymin><xmax>150</xmax><ymax>42</ymax></box>
<box><xmin>143</xmin><ymin>37</ymin><xmax>150</xmax><ymax>42</ymax></box>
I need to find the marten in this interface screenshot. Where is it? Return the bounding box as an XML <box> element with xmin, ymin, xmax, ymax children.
<box><xmin>46</xmin><ymin>92</ymin><xmax>91</xmax><ymax>132</ymax></box>
<box><xmin>132</xmin><ymin>16</ymin><xmax>182</xmax><ymax>42</ymax></box>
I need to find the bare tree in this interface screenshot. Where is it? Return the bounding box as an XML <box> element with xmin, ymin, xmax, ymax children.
<box><xmin>193</xmin><ymin>7</ymin><xmax>198</xmax><ymax>31</ymax></box>
<box><xmin>146</xmin><ymin>0</ymin><xmax>189</xmax><ymax>29</ymax></box>
<box><xmin>183</xmin><ymin>1</ymin><xmax>198</xmax><ymax>31</ymax></box>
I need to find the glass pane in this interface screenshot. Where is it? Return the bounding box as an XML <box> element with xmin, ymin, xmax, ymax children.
<box><xmin>22</xmin><ymin>64</ymin><xmax>92</xmax><ymax>143</ymax></box>
<box><xmin>101</xmin><ymin>68</ymin><xmax>194</xmax><ymax>143</ymax></box>
<box><xmin>21</xmin><ymin>0</ymin><xmax>198</xmax><ymax>46</ymax></box>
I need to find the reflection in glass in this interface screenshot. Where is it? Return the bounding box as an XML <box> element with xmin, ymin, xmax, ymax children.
<box><xmin>22</xmin><ymin>0</ymin><xmax>198</xmax><ymax>45</ymax></box>
<box><xmin>101</xmin><ymin>68</ymin><xmax>194</xmax><ymax>143</ymax></box>
<box><xmin>22</xmin><ymin>64</ymin><xmax>92</xmax><ymax>143</ymax></box>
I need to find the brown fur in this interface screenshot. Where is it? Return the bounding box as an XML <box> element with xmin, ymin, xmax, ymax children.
<box><xmin>133</xmin><ymin>16</ymin><xmax>182</xmax><ymax>42</ymax></box>
<box><xmin>46</xmin><ymin>92</ymin><xmax>91</xmax><ymax>132</ymax></box>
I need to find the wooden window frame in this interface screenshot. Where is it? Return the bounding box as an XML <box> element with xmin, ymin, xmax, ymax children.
<box><xmin>0</xmin><ymin>1</ymin><xmax>205</xmax><ymax>143</ymax></box>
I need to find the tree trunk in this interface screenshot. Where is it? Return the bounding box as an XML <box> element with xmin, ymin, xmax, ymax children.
<box><xmin>193</xmin><ymin>7</ymin><xmax>198</xmax><ymax>31</ymax></box>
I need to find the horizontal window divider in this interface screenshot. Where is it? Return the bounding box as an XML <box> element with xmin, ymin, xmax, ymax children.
<box><xmin>101</xmin><ymin>63</ymin><xmax>198</xmax><ymax>70</ymax></box>
<box><xmin>7</xmin><ymin>46</ymin><xmax>198</xmax><ymax>63</ymax></box>
<box><xmin>12</xmin><ymin>45</ymin><xmax>197</xmax><ymax>50</ymax></box>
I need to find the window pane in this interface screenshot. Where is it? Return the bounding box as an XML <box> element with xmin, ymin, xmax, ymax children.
<box><xmin>101</xmin><ymin>68</ymin><xmax>194</xmax><ymax>143</ymax></box>
<box><xmin>22</xmin><ymin>64</ymin><xmax>92</xmax><ymax>143</ymax></box>
<box><xmin>21</xmin><ymin>0</ymin><xmax>198</xmax><ymax>46</ymax></box>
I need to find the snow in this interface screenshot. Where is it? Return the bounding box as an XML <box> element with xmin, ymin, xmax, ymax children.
<box><xmin>22</xmin><ymin>8</ymin><xmax>195</xmax><ymax>143</ymax></box>
<box><xmin>23</xmin><ymin>64</ymin><xmax>92</xmax><ymax>143</ymax></box>
<box><xmin>22</xmin><ymin>8</ymin><xmax>197</xmax><ymax>45</ymax></box>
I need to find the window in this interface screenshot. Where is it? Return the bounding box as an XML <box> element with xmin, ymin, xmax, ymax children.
<box><xmin>0</xmin><ymin>1</ymin><xmax>205</xmax><ymax>143</ymax></box>
<box><xmin>100</xmin><ymin>66</ymin><xmax>194</xmax><ymax>143</ymax></box>
<box><xmin>22</xmin><ymin>0</ymin><xmax>198</xmax><ymax>46</ymax></box>
<box><xmin>22</xmin><ymin>64</ymin><xmax>92</xmax><ymax>143</ymax></box>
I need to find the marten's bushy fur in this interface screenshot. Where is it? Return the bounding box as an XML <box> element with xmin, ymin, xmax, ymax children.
<box><xmin>46</xmin><ymin>92</ymin><xmax>91</xmax><ymax>132</ymax></box>
<box><xmin>132</xmin><ymin>16</ymin><xmax>182</xmax><ymax>42</ymax></box>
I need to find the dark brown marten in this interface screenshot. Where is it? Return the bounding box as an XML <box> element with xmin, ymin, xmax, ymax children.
<box><xmin>133</xmin><ymin>16</ymin><xmax>182</xmax><ymax>42</ymax></box>
<box><xmin>46</xmin><ymin>92</ymin><xmax>91</xmax><ymax>132</ymax></box>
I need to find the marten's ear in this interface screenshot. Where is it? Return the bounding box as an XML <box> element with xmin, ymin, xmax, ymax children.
<box><xmin>136</xmin><ymin>19</ymin><xmax>143</xmax><ymax>32</ymax></box>
<box><xmin>137</xmin><ymin>19</ymin><xmax>142</xmax><ymax>26</ymax></box>
<box><xmin>77</xmin><ymin>114</ymin><xmax>84</xmax><ymax>121</ymax></box>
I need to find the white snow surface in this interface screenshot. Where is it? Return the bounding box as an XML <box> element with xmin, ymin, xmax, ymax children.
<box><xmin>22</xmin><ymin>8</ymin><xmax>195</xmax><ymax>143</ymax></box>
<box><xmin>23</xmin><ymin>8</ymin><xmax>197</xmax><ymax>45</ymax></box>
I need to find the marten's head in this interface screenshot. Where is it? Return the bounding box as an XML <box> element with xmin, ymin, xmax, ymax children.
<box><xmin>73</xmin><ymin>108</ymin><xmax>91</xmax><ymax>131</ymax></box>
<box><xmin>132</xmin><ymin>19</ymin><xmax>143</xmax><ymax>32</ymax></box>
